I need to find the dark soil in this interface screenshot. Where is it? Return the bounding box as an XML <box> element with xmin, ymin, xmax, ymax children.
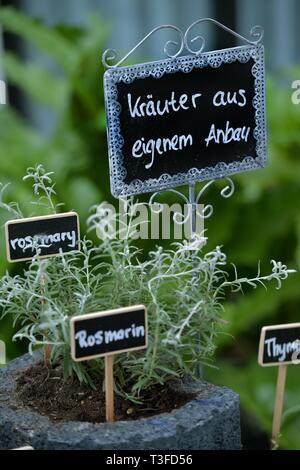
<box><xmin>16</xmin><ymin>362</ymin><xmax>195</xmax><ymax>424</ymax></box>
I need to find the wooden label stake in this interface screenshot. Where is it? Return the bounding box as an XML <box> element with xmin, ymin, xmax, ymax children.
<box><xmin>0</xmin><ymin>339</ymin><xmax>6</xmax><ymax>365</ymax></box>
<box><xmin>44</xmin><ymin>343</ymin><xmax>51</xmax><ymax>366</ymax></box>
<box><xmin>105</xmin><ymin>355</ymin><xmax>115</xmax><ymax>422</ymax></box>
<box><xmin>70</xmin><ymin>305</ymin><xmax>148</xmax><ymax>423</ymax></box>
<box><xmin>41</xmin><ymin>271</ymin><xmax>51</xmax><ymax>367</ymax></box>
<box><xmin>271</xmin><ymin>364</ymin><xmax>287</xmax><ymax>448</ymax></box>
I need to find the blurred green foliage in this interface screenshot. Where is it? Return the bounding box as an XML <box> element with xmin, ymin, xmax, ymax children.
<box><xmin>0</xmin><ymin>6</ymin><xmax>300</xmax><ymax>449</ymax></box>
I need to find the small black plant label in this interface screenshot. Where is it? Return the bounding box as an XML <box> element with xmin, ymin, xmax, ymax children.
<box><xmin>258</xmin><ymin>323</ymin><xmax>300</xmax><ymax>366</ymax></box>
<box><xmin>5</xmin><ymin>212</ymin><xmax>80</xmax><ymax>262</ymax></box>
<box><xmin>70</xmin><ymin>305</ymin><xmax>148</xmax><ymax>361</ymax></box>
<box><xmin>104</xmin><ymin>45</ymin><xmax>267</xmax><ymax>197</ymax></box>
<box><xmin>258</xmin><ymin>322</ymin><xmax>300</xmax><ymax>446</ymax></box>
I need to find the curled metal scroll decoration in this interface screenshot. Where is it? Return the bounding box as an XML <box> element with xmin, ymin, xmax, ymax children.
<box><xmin>149</xmin><ymin>188</ymin><xmax>190</xmax><ymax>226</ymax></box>
<box><xmin>102</xmin><ymin>25</ymin><xmax>184</xmax><ymax>68</ymax></box>
<box><xmin>184</xmin><ymin>18</ymin><xmax>264</xmax><ymax>56</ymax></box>
<box><xmin>102</xmin><ymin>18</ymin><xmax>264</xmax><ymax>68</ymax></box>
<box><xmin>148</xmin><ymin>177</ymin><xmax>235</xmax><ymax>227</ymax></box>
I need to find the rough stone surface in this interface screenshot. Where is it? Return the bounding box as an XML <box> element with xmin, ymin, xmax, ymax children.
<box><xmin>0</xmin><ymin>352</ymin><xmax>241</xmax><ymax>450</ymax></box>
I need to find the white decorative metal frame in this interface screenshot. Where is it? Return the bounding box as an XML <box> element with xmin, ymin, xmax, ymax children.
<box><xmin>103</xmin><ymin>19</ymin><xmax>266</xmax><ymax>208</ymax></box>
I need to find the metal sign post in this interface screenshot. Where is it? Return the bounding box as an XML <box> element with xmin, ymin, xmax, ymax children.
<box><xmin>103</xmin><ymin>18</ymin><xmax>266</xmax><ymax>379</ymax></box>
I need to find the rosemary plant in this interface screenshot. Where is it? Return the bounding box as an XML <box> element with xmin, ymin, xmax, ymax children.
<box><xmin>0</xmin><ymin>166</ymin><xmax>295</xmax><ymax>401</ymax></box>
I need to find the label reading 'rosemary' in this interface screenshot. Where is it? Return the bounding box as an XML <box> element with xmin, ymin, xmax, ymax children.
<box><xmin>5</xmin><ymin>212</ymin><xmax>80</xmax><ymax>262</ymax></box>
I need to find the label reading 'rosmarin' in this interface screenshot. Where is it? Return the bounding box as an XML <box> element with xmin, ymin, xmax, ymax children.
<box><xmin>5</xmin><ymin>212</ymin><xmax>80</xmax><ymax>262</ymax></box>
<box><xmin>70</xmin><ymin>305</ymin><xmax>148</xmax><ymax>361</ymax></box>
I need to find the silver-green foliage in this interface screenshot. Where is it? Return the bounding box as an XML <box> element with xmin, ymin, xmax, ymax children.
<box><xmin>0</xmin><ymin>166</ymin><xmax>295</xmax><ymax>400</ymax></box>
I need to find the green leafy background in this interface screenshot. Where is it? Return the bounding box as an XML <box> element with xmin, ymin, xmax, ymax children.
<box><xmin>0</xmin><ymin>7</ymin><xmax>300</xmax><ymax>449</ymax></box>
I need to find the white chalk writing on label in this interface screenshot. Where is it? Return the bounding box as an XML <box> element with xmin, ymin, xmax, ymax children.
<box><xmin>127</xmin><ymin>91</ymin><xmax>202</xmax><ymax>119</ymax></box>
<box><xmin>75</xmin><ymin>324</ymin><xmax>145</xmax><ymax>349</ymax></box>
<box><xmin>265</xmin><ymin>336</ymin><xmax>300</xmax><ymax>362</ymax></box>
<box><xmin>127</xmin><ymin>88</ymin><xmax>251</xmax><ymax>164</ymax></box>
<box><xmin>132</xmin><ymin>134</ymin><xmax>193</xmax><ymax>169</ymax></box>
<box><xmin>205</xmin><ymin>121</ymin><xmax>251</xmax><ymax>147</ymax></box>
<box><xmin>212</xmin><ymin>89</ymin><xmax>247</xmax><ymax>107</ymax></box>
<box><xmin>10</xmin><ymin>230</ymin><xmax>77</xmax><ymax>252</ymax></box>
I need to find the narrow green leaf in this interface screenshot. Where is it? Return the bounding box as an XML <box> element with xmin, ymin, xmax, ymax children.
<box><xmin>3</xmin><ymin>52</ymin><xmax>68</xmax><ymax>109</ymax></box>
<box><xmin>0</xmin><ymin>7</ymin><xmax>77</xmax><ymax>73</ymax></box>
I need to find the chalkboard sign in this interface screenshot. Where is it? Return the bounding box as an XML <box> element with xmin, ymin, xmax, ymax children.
<box><xmin>258</xmin><ymin>323</ymin><xmax>300</xmax><ymax>366</ymax></box>
<box><xmin>104</xmin><ymin>44</ymin><xmax>267</xmax><ymax>197</ymax></box>
<box><xmin>70</xmin><ymin>305</ymin><xmax>147</xmax><ymax>361</ymax></box>
<box><xmin>5</xmin><ymin>212</ymin><xmax>80</xmax><ymax>262</ymax></box>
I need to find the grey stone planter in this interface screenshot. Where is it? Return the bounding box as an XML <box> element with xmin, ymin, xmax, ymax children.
<box><xmin>0</xmin><ymin>352</ymin><xmax>241</xmax><ymax>450</ymax></box>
